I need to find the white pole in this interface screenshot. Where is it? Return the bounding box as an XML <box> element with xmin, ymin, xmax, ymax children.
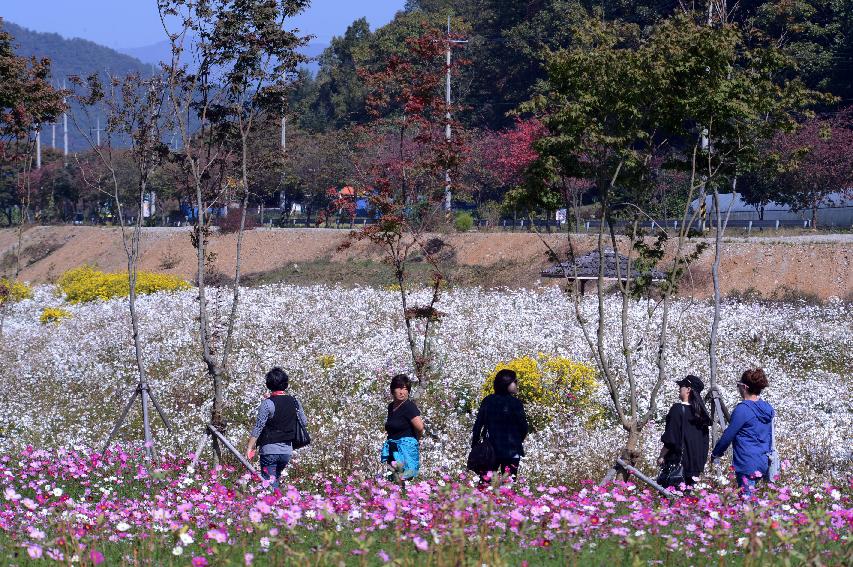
<box><xmin>62</xmin><ymin>81</ymin><xmax>68</xmax><ymax>163</ymax></box>
<box><xmin>444</xmin><ymin>16</ymin><xmax>452</xmax><ymax>213</ymax></box>
<box><xmin>51</xmin><ymin>123</ymin><xmax>56</xmax><ymax>149</ymax></box>
<box><xmin>96</xmin><ymin>117</ymin><xmax>101</xmax><ymax>147</ymax></box>
<box><xmin>35</xmin><ymin>129</ymin><xmax>41</xmax><ymax>169</ymax></box>
<box><xmin>281</xmin><ymin>115</ymin><xmax>286</xmax><ymax>153</ymax></box>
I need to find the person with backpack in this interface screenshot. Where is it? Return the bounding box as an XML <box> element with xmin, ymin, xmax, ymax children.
<box><xmin>656</xmin><ymin>375</ymin><xmax>711</xmax><ymax>488</ymax></box>
<box><xmin>245</xmin><ymin>367</ymin><xmax>307</xmax><ymax>488</ymax></box>
<box><xmin>711</xmin><ymin>368</ymin><xmax>775</xmax><ymax>494</ymax></box>
<box><xmin>471</xmin><ymin>369</ymin><xmax>528</xmax><ymax>484</ymax></box>
<box><xmin>381</xmin><ymin>374</ymin><xmax>424</xmax><ymax>481</ymax></box>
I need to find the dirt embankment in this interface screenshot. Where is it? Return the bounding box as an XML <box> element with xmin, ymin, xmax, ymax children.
<box><xmin>1</xmin><ymin>226</ymin><xmax>850</xmax><ymax>300</ymax></box>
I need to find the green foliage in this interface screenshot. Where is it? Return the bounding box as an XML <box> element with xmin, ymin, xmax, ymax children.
<box><xmin>453</xmin><ymin>211</ymin><xmax>474</xmax><ymax>232</ymax></box>
<box><xmin>482</xmin><ymin>354</ymin><xmax>603</xmax><ymax>430</ymax></box>
<box><xmin>57</xmin><ymin>266</ymin><xmax>191</xmax><ymax>304</ymax></box>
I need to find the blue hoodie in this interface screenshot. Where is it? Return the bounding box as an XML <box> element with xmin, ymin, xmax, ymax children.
<box><xmin>712</xmin><ymin>399</ymin><xmax>774</xmax><ymax>476</ymax></box>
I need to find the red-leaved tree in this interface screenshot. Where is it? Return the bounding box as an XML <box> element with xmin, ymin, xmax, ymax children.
<box><xmin>344</xmin><ymin>24</ymin><xmax>469</xmax><ymax>381</ymax></box>
<box><xmin>773</xmin><ymin>109</ymin><xmax>853</xmax><ymax>227</ymax></box>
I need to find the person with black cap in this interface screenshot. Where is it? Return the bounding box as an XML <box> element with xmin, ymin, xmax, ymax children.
<box><xmin>656</xmin><ymin>375</ymin><xmax>711</xmax><ymax>487</ymax></box>
<box><xmin>471</xmin><ymin>369</ymin><xmax>528</xmax><ymax>484</ymax></box>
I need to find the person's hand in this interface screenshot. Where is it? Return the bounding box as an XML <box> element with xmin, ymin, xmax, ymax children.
<box><xmin>246</xmin><ymin>448</ymin><xmax>257</xmax><ymax>460</ymax></box>
<box><xmin>657</xmin><ymin>456</ymin><xmax>665</xmax><ymax>466</ymax></box>
<box><xmin>711</xmin><ymin>456</ymin><xmax>721</xmax><ymax>468</ymax></box>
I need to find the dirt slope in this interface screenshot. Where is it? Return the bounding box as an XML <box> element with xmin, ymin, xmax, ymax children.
<box><xmin>1</xmin><ymin>226</ymin><xmax>850</xmax><ymax>299</ymax></box>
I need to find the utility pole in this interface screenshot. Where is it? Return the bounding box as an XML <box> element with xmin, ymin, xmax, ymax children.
<box><xmin>51</xmin><ymin>122</ymin><xmax>56</xmax><ymax>149</ymax></box>
<box><xmin>35</xmin><ymin>128</ymin><xmax>41</xmax><ymax>169</ymax></box>
<box><xmin>444</xmin><ymin>16</ymin><xmax>467</xmax><ymax>213</ymax></box>
<box><xmin>62</xmin><ymin>81</ymin><xmax>69</xmax><ymax>164</ymax></box>
<box><xmin>95</xmin><ymin>117</ymin><xmax>101</xmax><ymax>147</ymax></box>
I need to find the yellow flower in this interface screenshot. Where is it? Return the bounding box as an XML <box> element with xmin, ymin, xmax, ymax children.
<box><xmin>482</xmin><ymin>354</ymin><xmax>603</xmax><ymax>430</ymax></box>
<box><xmin>39</xmin><ymin>307</ymin><xmax>72</xmax><ymax>325</ymax></box>
<box><xmin>0</xmin><ymin>278</ymin><xmax>33</xmax><ymax>304</ymax></box>
<box><xmin>57</xmin><ymin>266</ymin><xmax>192</xmax><ymax>303</ymax></box>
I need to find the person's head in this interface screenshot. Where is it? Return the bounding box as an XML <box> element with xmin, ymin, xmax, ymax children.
<box><xmin>493</xmin><ymin>369</ymin><xmax>518</xmax><ymax>396</ymax></box>
<box><xmin>676</xmin><ymin>375</ymin><xmax>711</xmax><ymax>426</ymax></box>
<box><xmin>390</xmin><ymin>374</ymin><xmax>411</xmax><ymax>402</ymax></box>
<box><xmin>265</xmin><ymin>367</ymin><xmax>289</xmax><ymax>391</ymax></box>
<box><xmin>675</xmin><ymin>375</ymin><xmax>704</xmax><ymax>402</ymax></box>
<box><xmin>737</xmin><ymin>368</ymin><xmax>768</xmax><ymax>398</ymax></box>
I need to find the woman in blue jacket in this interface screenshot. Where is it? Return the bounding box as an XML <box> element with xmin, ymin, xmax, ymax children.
<box><xmin>712</xmin><ymin>368</ymin><xmax>774</xmax><ymax>493</ymax></box>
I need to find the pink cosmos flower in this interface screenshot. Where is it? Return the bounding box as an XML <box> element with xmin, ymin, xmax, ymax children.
<box><xmin>377</xmin><ymin>550</ymin><xmax>391</xmax><ymax>563</ymax></box>
<box><xmin>89</xmin><ymin>549</ymin><xmax>105</xmax><ymax>565</ymax></box>
<box><xmin>412</xmin><ymin>536</ymin><xmax>429</xmax><ymax>552</ymax></box>
<box><xmin>26</xmin><ymin>545</ymin><xmax>43</xmax><ymax>559</ymax></box>
<box><xmin>244</xmin><ymin>553</ymin><xmax>254</xmax><ymax>565</ymax></box>
<box><xmin>191</xmin><ymin>557</ymin><xmax>208</xmax><ymax>567</ymax></box>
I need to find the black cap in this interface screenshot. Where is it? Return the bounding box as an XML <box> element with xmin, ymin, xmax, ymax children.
<box><xmin>675</xmin><ymin>375</ymin><xmax>704</xmax><ymax>392</ymax></box>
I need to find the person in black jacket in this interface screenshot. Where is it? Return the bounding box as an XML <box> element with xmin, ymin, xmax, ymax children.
<box><xmin>471</xmin><ymin>369</ymin><xmax>528</xmax><ymax>483</ymax></box>
<box><xmin>657</xmin><ymin>374</ymin><xmax>711</xmax><ymax>487</ymax></box>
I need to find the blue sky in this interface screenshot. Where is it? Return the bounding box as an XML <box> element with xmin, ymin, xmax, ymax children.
<box><xmin>1</xmin><ymin>0</ymin><xmax>405</xmax><ymax>48</ymax></box>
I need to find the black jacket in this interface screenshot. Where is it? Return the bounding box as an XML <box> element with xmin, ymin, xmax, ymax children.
<box><xmin>471</xmin><ymin>393</ymin><xmax>528</xmax><ymax>462</ymax></box>
<box><xmin>661</xmin><ymin>402</ymin><xmax>710</xmax><ymax>477</ymax></box>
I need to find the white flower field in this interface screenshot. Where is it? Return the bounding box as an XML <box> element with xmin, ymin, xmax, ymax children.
<box><xmin>1</xmin><ymin>284</ymin><xmax>850</xmax><ymax>485</ymax></box>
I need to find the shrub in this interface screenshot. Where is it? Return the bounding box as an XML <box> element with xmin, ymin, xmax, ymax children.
<box><xmin>39</xmin><ymin>307</ymin><xmax>71</xmax><ymax>324</ymax></box>
<box><xmin>454</xmin><ymin>211</ymin><xmax>474</xmax><ymax>232</ymax></box>
<box><xmin>57</xmin><ymin>266</ymin><xmax>192</xmax><ymax>304</ymax></box>
<box><xmin>482</xmin><ymin>354</ymin><xmax>602</xmax><ymax>430</ymax></box>
<box><xmin>0</xmin><ymin>278</ymin><xmax>33</xmax><ymax>304</ymax></box>
<box><xmin>216</xmin><ymin>207</ymin><xmax>259</xmax><ymax>234</ymax></box>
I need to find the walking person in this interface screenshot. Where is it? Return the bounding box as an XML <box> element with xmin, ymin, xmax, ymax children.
<box><xmin>711</xmin><ymin>368</ymin><xmax>775</xmax><ymax>494</ymax></box>
<box><xmin>381</xmin><ymin>374</ymin><xmax>424</xmax><ymax>482</ymax></box>
<box><xmin>471</xmin><ymin>369</ymin><xmax>528</xmax><ymax>484</ymax></box>
<box><xmin>657</xmin><ymin>375</ymin><xmax>711</xmax><ymax>488</ymax></box>
<box><xmin>245</xmin><ymin>367</ymin><xmax>307</xmax><ymax>488</ymax></box>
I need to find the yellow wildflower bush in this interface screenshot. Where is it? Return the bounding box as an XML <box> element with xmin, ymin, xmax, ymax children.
<box><xmin>482</xmin><ymin>354</ymin><xmax>603</xmax><ymax>430</ymax></box>
<box><xmin>40</xmin><ymin>307</ymin><xmax>72</xmax><ymax>324</ymax></box>
<box><xmin>57</xmin><ymin>266</ymin><xmax>192</xmax><ymax>304</ymax></box>
<box><xmin>0</xmin><ymin>278</ymin><xmax>33</xmax><ymax>304</ymax></box>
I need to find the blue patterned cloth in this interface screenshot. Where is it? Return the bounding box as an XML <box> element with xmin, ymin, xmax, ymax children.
<box><xmin>381</xmin><ymin>436</ymin><xmax>420</xmax><ymax>479</ymax></box>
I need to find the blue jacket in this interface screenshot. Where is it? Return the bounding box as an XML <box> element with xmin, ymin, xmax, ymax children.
<box><xmin>712</xmin><ymin>399</ymin><xmax>774</xmax><ymax>476</ymax></box>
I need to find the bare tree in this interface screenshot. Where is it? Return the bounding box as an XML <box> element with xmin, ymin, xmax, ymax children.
<box><xmin>68</xmin><ymin>73</ymin><xmax>174</xmax><ymax>461</ymax></box>
<box><xmin>158</xmin><ymin>0</ymin><xmax>309</xmax><ymax>467</ymax></box>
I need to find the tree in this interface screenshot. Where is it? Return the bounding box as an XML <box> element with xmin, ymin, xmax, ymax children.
<box><xmin>0</xmin><ymin>18</ymin><xmax>63</xmax><ymax>337</ymax></box>
<box><xmin>343</xmin><ymin>24</ymin><xmax>469</xmax><ymax>382</ymax></box>
<box><xmin>68</xmin><ymin>72</ymin><xmax>173</xmax><ymax>461</ymax></box>
<box><xmin>527</xmin><ymin>12</ymin><xmax>816</xmax><ymax>477</ymax></box>
<box><xmin>771</xmin><ymin>110</ymin><xmax>853</xmax><ymax>227</ymax></box>
<box><xmin>159</xmin><ymin>0</ymin><xmax>310</xmax><ymax>467</ymax></box>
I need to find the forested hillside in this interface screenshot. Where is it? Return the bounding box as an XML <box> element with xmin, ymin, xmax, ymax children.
<box><xmin>3</xmin><ymin>20</ymin><xmax>154</xmax><ymax>151</ymax></box>
<box><xmin>294</xmin><ymin>0</ymin><xmax>853</xmax><ymax>132</ymax></box>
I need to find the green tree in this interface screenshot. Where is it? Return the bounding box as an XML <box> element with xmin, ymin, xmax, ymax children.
<box><xmin>527</xmin><ymin>12</ymin><xmax>818</xmax><ymax>474</ymax></box>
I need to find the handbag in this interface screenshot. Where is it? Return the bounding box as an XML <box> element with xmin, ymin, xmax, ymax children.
<box><xmin>291</xmin><ymin>397</ymin><xmax>311</xmax><ymax>450</ymax></box>
<box><xmin>656</xmin><ymin>405</ymin><xmax>686</xmax><ymax>488</ymax></box>
<box><xmin>766</xmin><ymin>414</ymin><xmax>780</xmax><ymax>480</ymax></box>
<box><xmin>467</xmin><ymin>404</ymin><xmax>496</xmax><ymax>472</ymax></box>
<box><xmin>467</xmin><ymin>433</ymin><xmax>496</xmax><ymax>472</ymax></box>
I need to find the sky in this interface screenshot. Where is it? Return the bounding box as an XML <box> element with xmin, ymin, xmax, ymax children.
<box><xmin>1</xmin><ymin>0</ymin><xmax>406</xmax><ymax>48</ymax></box>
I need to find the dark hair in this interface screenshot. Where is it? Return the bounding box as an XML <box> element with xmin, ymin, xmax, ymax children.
<box><xmin>265</xmin><ymin>367</ymin><xmax>289</xmax><ymax>391</ymax></box>
<box><xmin>389</xmin><ymin>374</ymin><xmax>411</xmax><ymax>392</ymax></box>
<box><xmin>740</xmin><ymin>368</ymin><xmax>769</xmax><ymax>395</ymax></box>
<box><xmin>493</xmin><ymin>369</ymin><xmax>517</xmax><ymax>395</ymax></box>
<box><xmin>688</xmin><ymin>389</ymin><xmax>712</xmax><ymax>428</ymax></box>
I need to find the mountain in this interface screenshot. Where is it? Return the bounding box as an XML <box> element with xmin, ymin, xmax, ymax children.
<box><xmin>5</xmin><ymin>21</ymin><xmax>154</xmax><ymax>82</ymax></box>
<box><xmin>119</xmin><ymin>39</ymin><xmax>329</xmax><ymax>76</ymax></box>
<box><xmin>4</xmin><ymin>20</ymin><xmax>155</xmax><ymax>152</ymax></box>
